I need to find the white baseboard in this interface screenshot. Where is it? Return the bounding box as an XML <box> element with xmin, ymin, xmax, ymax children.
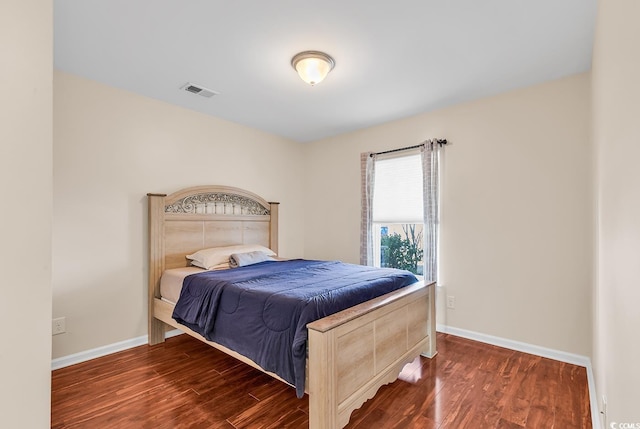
<box><xmin>51</xmin><ymin>329</ymin><xmax>183</xmax><ymax>371</ymax></box>
<box><xmin>436</xmin><ymin>324</ymin><xmax>601</xmax><ymax>429</ymax></box>
<box><xmin>436</xmin><ymin>323</ymin><xmax>590</xmax><ymax>366</ymax></box>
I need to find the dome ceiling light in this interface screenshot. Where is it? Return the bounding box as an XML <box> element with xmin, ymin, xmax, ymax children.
<box><xmin>291</xmin><ymin>51</ymin><xmax>335</xmax><ymax>86</ymax></box>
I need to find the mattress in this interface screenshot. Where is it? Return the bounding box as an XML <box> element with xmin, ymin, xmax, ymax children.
<box><xmin>160</xmin><ymin>258</ymin><xmax>287</xmax><ymax>303</ymax></box>
<box><xmin>160</xmin><ymin>267</ymin><xmax>203</xmax><ymax>304</ymax></box>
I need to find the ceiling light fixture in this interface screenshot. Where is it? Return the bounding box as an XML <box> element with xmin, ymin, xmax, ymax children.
<box><xmin>291</xmin><ymin>51</ymin><xmax>335</xmax><ymax>86</ymax></box>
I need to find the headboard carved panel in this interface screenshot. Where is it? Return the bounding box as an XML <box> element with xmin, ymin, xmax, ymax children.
<box><xmin>165</xmin><ymin>192</ymin><xmax>270</xmax><ymax>216</ymax></box>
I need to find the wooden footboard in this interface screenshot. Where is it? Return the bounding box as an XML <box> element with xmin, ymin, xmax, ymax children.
<box><xmin>152</xmin><ymin>280</ymin><xmax>435</xmax><ymax>429</ymax></box>
<box><xmin>307</xmin><ymin>281</ymin><xmax>435</xmax><ymax>429</ymax></box>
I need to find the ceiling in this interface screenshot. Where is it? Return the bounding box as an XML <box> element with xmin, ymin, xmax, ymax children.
<box><xmin>54</xmin><ymin>0</ymin><xmax>597</xmax><ymax>143</ymax></box>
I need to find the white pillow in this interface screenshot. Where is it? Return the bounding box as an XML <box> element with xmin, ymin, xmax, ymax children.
<box><xmin>190</xmin><ymin>261</ymin><xmax>230</xmax><ymax>271</ymax></box>
<box><xmin>187</xmin><ymin>244</ymin><xmax>276</xmax><ymax>270</ymax></box>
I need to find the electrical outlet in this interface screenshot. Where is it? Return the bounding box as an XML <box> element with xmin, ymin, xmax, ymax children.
<box><xmin>52</xmin><ymin>317</ymin><xmax>66</xmax><ymax>335</ymax></box>
<box><xmin>447</xmin><ymin>295</ymin><xmax>455</xmax><ymax>309</ymax></box>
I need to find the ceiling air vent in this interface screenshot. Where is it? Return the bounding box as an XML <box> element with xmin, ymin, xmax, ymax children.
<box><xmin>180</xmin><ymin>82</ymin><xmax>219</xmax><ymax>98</ymax></box>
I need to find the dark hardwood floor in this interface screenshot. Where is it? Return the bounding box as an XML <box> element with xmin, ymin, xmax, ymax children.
<box><xmin>51</xmin><ymin>333</ymin><xmax>592</xmax><ymax>428</ymax></box>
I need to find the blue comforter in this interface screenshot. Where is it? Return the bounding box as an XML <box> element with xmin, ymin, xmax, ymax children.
<box><xmin>172</xmin><ymin>259</ymin><xmax>418</xmax><ymax>397</ymax></box>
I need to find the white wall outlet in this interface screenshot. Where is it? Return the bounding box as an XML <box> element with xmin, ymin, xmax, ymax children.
<box><xmin>447</xmin><ymin>295</ymin><xmax>455</xmax><ymax>309</ymax></box>
<box><xmin>52</xmin><ymin>317</ymin><xmax>66</xmax><ymax>335</ymax></box>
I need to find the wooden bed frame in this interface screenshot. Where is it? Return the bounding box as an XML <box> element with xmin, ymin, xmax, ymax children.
<box><xmin>147</xmin><ymin>185</ymin><xmax>436</xmax><ymax>429</ymax></box>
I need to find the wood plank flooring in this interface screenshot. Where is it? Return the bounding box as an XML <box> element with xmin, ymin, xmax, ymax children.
<box><xmin>51</xmin><ymin>333</ymin><xmax>592</xmax><ymax>428</ymax></box>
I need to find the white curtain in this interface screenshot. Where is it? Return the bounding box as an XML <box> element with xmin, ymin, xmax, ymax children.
<box><xmin>360</xmin><ymin>152</ymin><xmax>375</xmax><ymax>265</ymax></box>
<box><xmin>422</xmin><ymin>141</ymin><xmax>441</xmax><ymax>283</ymax></box>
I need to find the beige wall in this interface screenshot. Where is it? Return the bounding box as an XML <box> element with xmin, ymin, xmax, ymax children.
<box><xmin>304</xmin><ymin>74</ymin><xmax>593</xmax><ymax>356</ymax></box>
<box><xmin>0</xmin><ymin>0</ymin><xmax>53</xmax><ymax>426</ymax></box>
<box><xmin>52</xmin><ymin>71</ymin><xmax>305</xmax><ymax>358</ymax></box>
<box><xmin>592</xmin><ymin>0</ymin><xmax>640</xmax><ymax>423</ymax></box>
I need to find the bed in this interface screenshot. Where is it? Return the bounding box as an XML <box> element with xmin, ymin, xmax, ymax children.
<box><xmin>147</xmin><ymin>185</ymin><xmax>436</xmax><ymax>429</ymax></box>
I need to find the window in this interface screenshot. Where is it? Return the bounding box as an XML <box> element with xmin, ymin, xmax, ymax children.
<box><xmin>361</xmin><ymin>142</ymin><xmax>442</xmax><ymax>281</ymax></box>
<box><xmin>372</xmin><ymin>153</ymin><xmax>424</xmax><ymax>276</ymax></box>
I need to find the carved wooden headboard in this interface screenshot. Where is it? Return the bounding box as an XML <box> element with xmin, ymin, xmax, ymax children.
<box><xmin>147</xmin><ymin>185</ymin><xmax>279</xmax><ymax>324</ymax></box>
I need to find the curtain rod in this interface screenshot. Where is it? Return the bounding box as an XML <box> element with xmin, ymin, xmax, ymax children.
<box><xmin>370</xmin><ymin>139</ymin><xmax>448</xmax><ymax>157</ymax></box>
